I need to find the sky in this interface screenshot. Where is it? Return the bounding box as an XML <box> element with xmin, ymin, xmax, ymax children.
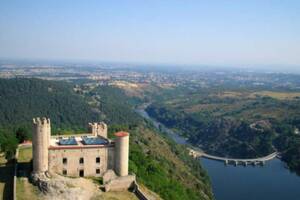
<box><xmin>0</xmin><ymin>0</ymin><xmax>300</xmax><ymax>69</ymax></box>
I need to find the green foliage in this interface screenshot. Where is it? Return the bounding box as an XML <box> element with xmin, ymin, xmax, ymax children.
<box><xmin>15</xmin><ymin>127</ymin><xmax>30</xmax><ymax>143</ymax></box>
<box><xmin>0</xmin><ymin>130</ymin><xmax>18</xmax><ymax>160</ymax></box>
<box><xmin>0</xmin><ymin>78</ymin><xmax>100</xmax><ymax>132</ymax></box>
<box><xmin>128</xmin><ymin>127</ymin><xmax>212</xmax><ymax>200</ymax></box>
<box><xmin>145</xmin><ymin>86</ymin><xmax>300</xmax><ymax>174</ymax></box>
<box><xmin>147</xmin><ymin>104</ymin><xmax>275</xmax><ymax>158</ymax></box>
<box><xmin>0</xmin><ymin>78</ymin><xmax>101</xmax><ymax>158</ymax></box>
<box><xmin>275</xmin><ymin>134</ymin><xmax>300</xmax><ymax>175</ymax></box>
<box><xmin>283</xmin><ymin>144</ymin><xmax>300</xmax><ymax>174</ymax></box>
<box><xmin>0</xmin><ymin>79</ymin><xmax>213</xmax><ymax>199</ymax></box>
<box><xmin>89</xmin><ymin>86</ymin><xmax>142</xmax><ymax>125</ymax></box>
<box><xmin>91</xmin><ymin>86</ymin><xmax>213</xmax><ymax>199</ymax></box>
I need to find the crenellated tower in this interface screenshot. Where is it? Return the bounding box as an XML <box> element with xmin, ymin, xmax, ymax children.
<box><xmin>32</xmin><ymin>117</ymin><xmax>51</xmax><ymax>174</ymax></box>
<box><xmin>89</xmin><ymin>122</ymin><xmax>108</xmax><ymax>138</ymax></box>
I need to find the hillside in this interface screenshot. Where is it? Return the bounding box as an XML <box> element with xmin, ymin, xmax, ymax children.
<box><xmin>0</xmin><ymin>78</ymin><xmax>100</xmax><ymax>133</ymax></box>
<box><xmin>0</xmin><ymin>78</ymin><xmax>213</xmax><ymax>200</ymax></box>
<box><xmin>143</xmin><ymin>86</ymin><xmax>300</xmax><ymax>175</ymax></box>
<box><xmin>84</xmin><ymin>84</ymin><xmax>213</xmax><ymax>200</ymax></box>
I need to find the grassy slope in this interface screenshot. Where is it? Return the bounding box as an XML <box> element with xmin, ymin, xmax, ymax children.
<box><xmin>128</xmin><ymin>125</ymin><xmax>212</xmax><ymax>200</ymax></box>
<box><xmin>16</xmin><ymin>178</ymin><xmax>41</xmax><ymax>200</ymax></box>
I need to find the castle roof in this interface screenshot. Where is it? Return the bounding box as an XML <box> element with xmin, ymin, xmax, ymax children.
<box><xmin>49</xmin><ymin>135</ymin><xmax>113</xmax><ymax>150</ymax></box>
<box><xmin>115</xmin><ymin>131</ymin><xmax>129</xmax><ymax>137</ymax></box>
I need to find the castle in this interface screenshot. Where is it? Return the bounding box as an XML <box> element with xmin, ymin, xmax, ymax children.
<box><xmin>31</xmin><ymin>117</ymin><xmax>135</xmax><ymax>191</ymax></box>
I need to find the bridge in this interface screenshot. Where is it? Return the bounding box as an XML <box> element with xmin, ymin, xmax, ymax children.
<box><xmin>189</xmin><ymin>148</ymin><xmax>278</xmax><ymax>166</ymax></box>
<box><xmin>135</xmin><ymin>107</ymin><xmax>279</xmax><ymax>167</ymax></box>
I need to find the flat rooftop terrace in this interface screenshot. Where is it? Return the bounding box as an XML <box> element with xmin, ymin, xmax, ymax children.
<box><xmin>49</xmin><ymin>135</ymin><xmax>113</xmax><ymax>150</ymax></box>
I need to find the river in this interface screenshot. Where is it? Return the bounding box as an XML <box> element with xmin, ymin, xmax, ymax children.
<box><xmin>136</xmin><ymin>108</ymin><xmax>300</xmax><ymax>200</ymax></box>
<box><xmin>201</xmin><ymin>158</ymin><xmax>300</xmax><ymax>200</ymax></box>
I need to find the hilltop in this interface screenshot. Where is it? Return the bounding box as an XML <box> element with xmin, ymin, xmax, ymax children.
<box><xmin>0</xmin><ymin>78</ymin><xmax>213</xmax><ymax>200</ymax></box>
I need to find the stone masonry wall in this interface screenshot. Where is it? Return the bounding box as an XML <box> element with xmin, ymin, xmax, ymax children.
<box><xmin>48</xmin><ymin>146</ymin><xmax>114</xmax><ymax>177</ymax></box>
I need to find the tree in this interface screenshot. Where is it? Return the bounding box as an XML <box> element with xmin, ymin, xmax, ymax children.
<box><xmin>15</xmin><ymin>127</ymin><xmax>30</xmax><ymax>143</ymax></box>
<box><xmin>0</xmin><ymin>130</ymin><xmax>18</xmax><ymax>160</ymax></box>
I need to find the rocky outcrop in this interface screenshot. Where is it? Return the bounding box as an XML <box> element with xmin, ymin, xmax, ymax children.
<box><xmin>103</xmin><ymin>170</ymin><xmax>136</xmax><ymax>192</ymax></box>
<box><xmin>31</xmin><ymin>173</ymin><xmax>101</xmax><ymax>200</ymax></box>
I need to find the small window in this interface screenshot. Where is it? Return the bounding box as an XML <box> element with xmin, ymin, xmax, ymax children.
<box><xmin>62</xmin><ymin>169</ymin><xmax>67</xmax><ymax>175</ymax></box>
<box><xmin>79</xmin><ymin>157</ymin><xmax>84</xmax><ymax>164</ymax></box>
<box><xmin>96</xmin><ymin>157</ymin><xmax>100</xmax><ymax>163</ymax></box>
<box><xmin>79</xmin><ymin>170</ymin><xmax>84</xmax><ymax>177</ymax></box>
<box><xmin>96</xmin><ymin>169</ymin><xmax>100</xmax><ymax>174</ymax></box>
<box><xmin>63</xmin><ymin>158</ymin><xmax>67</xmax><ymax>164</ymax></box>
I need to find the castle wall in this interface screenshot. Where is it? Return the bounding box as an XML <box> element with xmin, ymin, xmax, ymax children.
<box><xmin>48</xmin><ymin>146</ymin><xmax>115</xmax><ymax>177</ymax></box>
<box><xmin>107</xmin><ymin>147</ymin><xmax>115</xmax><ymax>169</ymax></box>
<box><xmin>31</xmin><ymin>118</ymin><xmax>130</xmax><ymax>180</ymax></box>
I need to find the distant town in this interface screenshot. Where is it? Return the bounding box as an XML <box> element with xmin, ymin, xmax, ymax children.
<box><xmin>1</xmin><ymin>61</ymin><xmax>300</xmax><ymax>92</ymax></box>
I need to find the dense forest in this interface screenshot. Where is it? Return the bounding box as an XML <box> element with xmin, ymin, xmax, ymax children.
<box><xmin>87</xmin><ymin>86</ymin><xmax>142</xmax><ymax>126</ymax></box>
<box><xmin>0</xmin><ymin>78</ymin><xmax>101</xmax><ymax>159</ymax></box>
<box><xmin>0</xmin><ymin>78</ymin><xmax>213</xmax><ymax>200</ymax></box>
<box><xmin>0</xmin><ymin>78</ymin><xmax>100</xmax><ymax>132</ymax></box>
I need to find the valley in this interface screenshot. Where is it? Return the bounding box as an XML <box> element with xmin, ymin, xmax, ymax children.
<box><xmin>144</xmin><ymin>86</ymin><xmax>300</xmax><ymax>174</ymax></box>
<box><xmin>0</xmin><ymin>77</ymin><xmax>213</xmax><ymax>200</ymax></box>
<box><xmin>1</xmin><ymin>64</ymin><xmax>300</xmax><ymax>199</ymax></box>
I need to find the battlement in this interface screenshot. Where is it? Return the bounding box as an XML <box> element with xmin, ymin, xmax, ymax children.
<box><xmin>33</xmin><ymin>117</ymin><xmax>50</xmax><ymax>126</ymax></box>
<box><xmin>89</xmin><ymin>122</ymin><xmax>107</xmax><ymax>129</ymax></box>
<box><xmin>89</xmin><ymin>122</ymin><xmax>108</xmax><ymax>138</ymax></box>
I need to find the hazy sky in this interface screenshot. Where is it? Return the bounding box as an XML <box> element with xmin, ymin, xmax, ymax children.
<box><xmin>0</xmin><ymin>0</ymin><xmax>300</xmax><ymax>68</ymax></box>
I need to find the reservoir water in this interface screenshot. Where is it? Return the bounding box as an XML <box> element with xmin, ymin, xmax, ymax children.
<box><xmin>201</xmin><ymin>158</ymin><xmax>300</xmax><ymax>200</ymax></box>
<box><xmin>136</xmin><ymin>108</ymin><xmax>300</xmax><ymax>200</ymax></box>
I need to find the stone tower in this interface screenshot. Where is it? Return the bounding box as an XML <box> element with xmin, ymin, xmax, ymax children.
<box><xmin>114</xmin><ymin>132</ymin><xmax>129</xmax><ymax>176</ymax></box>
<box><xmin>89</xmin><ymin>122</ymin><xmax>108</xmax><ymax>138</ymax></box>
<box><xmin>32</xmin><ymin>117</ymin><xmax>51</xmax><ymax>174</ymax></box>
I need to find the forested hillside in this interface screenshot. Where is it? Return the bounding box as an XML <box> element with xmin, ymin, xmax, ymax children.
<box><xmin>85</xmin><ymin>84</ymin><xmax>213</xmax><ymax>200</ymax></box>
<box><xmin>144</xmin><ymin>87</ymin><xmax>300</xmax><ymax>175</ymax></box>
<box><xmin>0</xmin><ymin>78</ymin><xmax>213</xmax><ymax>200</ymax></box>
<box><xmin>146</xmin><ymin>104</ymin><xmax>275</xmax><ymax>158</ymax></box>
<box><xmin>87</xmin><ymin>86</ymin><xmax>142</xmax><ymax>125</ymax></box>
<box><xmin>0</xmin><ymin>78</ymin><xmax>100</xmax><ymax>132</ymax></box>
